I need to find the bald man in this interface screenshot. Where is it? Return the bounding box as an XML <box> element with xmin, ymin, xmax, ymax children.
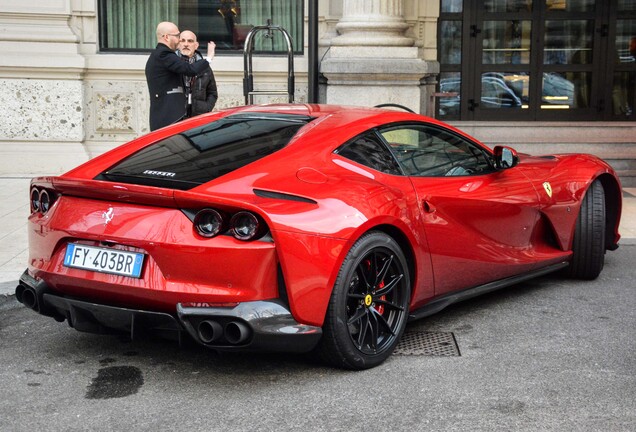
<box><xmin>145</xmin><ymin>22</ymin><xmax>215</xmax><ymax>131</ymax></box>
<box><xmin>177</xmin><ymin>30</ymin><xmax>218</xmax><ymax>117</ymax></box>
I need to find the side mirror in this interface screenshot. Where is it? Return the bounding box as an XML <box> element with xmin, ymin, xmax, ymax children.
<box><xmin>493</xmin><ymin>145</ymin><xmax>519</xmax><ymax>169</ymax></box>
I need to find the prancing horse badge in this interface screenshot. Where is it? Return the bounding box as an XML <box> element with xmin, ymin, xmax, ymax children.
<box><xmin>543</xmin><ymin>182</ymin><xmax>553</xmax><ymax>198</ymax></box>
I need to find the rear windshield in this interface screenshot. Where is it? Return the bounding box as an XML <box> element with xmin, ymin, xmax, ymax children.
<box><xmin>96</xmin><ymin>113</ymin><xmax>313</xmax><ymax>190</ymax></box>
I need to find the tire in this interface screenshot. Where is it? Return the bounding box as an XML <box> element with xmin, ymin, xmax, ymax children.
<box><xmin>317</xmin><ymin>231</ymin><xmax>411</xmax><ymax>370</ymax></box>
<box><xmin>567</xmin><ymin>180</ymin><xmax>606</xmax><ymax>279</ymax></box>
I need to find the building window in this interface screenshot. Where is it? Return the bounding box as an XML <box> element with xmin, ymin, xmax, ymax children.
<box><xmin>437</xmin><ymin>0</ymin><xmax>636</xmax><ymax>121</ymax></box>
<box><xmin>98</xmin><ymin>0</ymin><xmax>304</xmax><ymax>53</ymax></box>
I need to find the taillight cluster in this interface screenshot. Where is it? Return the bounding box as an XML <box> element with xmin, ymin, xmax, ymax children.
<box><xmin>193</xmin><ymin>209</ymin><xmax>267</xmax><ymax>241</ymax></box>
<box><xmin>30</xmin><ymin>187</ymin><xmax>58</xmax><ymax>214</ymax></box>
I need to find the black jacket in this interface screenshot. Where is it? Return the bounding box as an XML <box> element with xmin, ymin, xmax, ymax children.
<box><xmin>145</xmin><ymin>43</ymin><xmax>210</xmax><ymax>131</ymax></box>
<box><xmin>179</xmin><ymin>51</ymin><xmax>219</xmax><ymax>117</ymax></box>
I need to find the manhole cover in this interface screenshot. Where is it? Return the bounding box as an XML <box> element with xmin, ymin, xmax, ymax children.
<box><xmin>394</xmin><ymin>331</ymin><xmax>460</xmax><ymax>356</ymax></box>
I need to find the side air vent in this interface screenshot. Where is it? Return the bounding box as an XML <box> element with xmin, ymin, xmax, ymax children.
<box><xmin>253</xmin><ymin>189</ymin><xmax>317</xmax><ymax>204</ymax></box>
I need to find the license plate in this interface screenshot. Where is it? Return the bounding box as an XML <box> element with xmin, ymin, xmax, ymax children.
<box><xmin>63</xmin><ymin>244</ymin><xmax>144</xmax><ymax>278</ymax></box>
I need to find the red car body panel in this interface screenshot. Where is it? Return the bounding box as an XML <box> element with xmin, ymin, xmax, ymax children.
<box><xmin>19</xmin><ymin>104</ymin><xmax>622</xmax><ymax>351</ymax></box>
<box><xmin>29</xmin><ymin>195</ymin><xmax>279</xmax><ymax>312</ymax></box>
<box><xmin>513</xmin><ymin>153</ymin><xmax>621</xmax><ymax>250</ymax></box>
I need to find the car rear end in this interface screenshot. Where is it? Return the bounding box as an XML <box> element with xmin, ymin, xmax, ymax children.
<box><xmin>16</xmin><ymin>111</ymin><xmax>323</xmax><ymax>352</ymax></box>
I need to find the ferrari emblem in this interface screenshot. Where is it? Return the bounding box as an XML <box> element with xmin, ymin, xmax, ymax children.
<box><xmin>543</xmin><ymin>182</ymin><xmax>553</xmax><ymax>198</ymax></box>
<box><xmin>102</xmin><ymin>207</ymin><xmax>114</xmax><ymax>225</ymax></box>
<box><xmin>364</xmin><ymin>294</ymin><xmax>373</xmax><ymax>307</ymax></box>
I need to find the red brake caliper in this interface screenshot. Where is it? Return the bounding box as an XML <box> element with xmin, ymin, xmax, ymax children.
<box><xmin>376</xmin><ymin>280</ymin><xmax>385</xmax><ymax>315</ymax></box>
<box><xmin>365</xmin><ymin>259</ymin><xmax>386</xmax><ymax>314</ymax></box>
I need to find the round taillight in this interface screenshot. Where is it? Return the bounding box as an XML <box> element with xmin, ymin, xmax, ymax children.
<box><xmin>194</xmin><ymin>209</ymin><xmax>225</xmax><ymax>238</ymax></box>
<box><xmin>30</xmin><ymin>188</ymin><xmax>40</xmax><ymax>213</ymax></box>
<box><xmin>39</xmin><ymin>189</ymin><xmax>51</xmax><ymax>213</ymax></box>
<box><xmin>230</xmin><ymin>211</ymin><xmax>261</xmax><ymax>241</ymax></box>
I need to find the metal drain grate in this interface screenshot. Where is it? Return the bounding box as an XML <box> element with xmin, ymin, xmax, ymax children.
<box><xmin>394</xmin><ymin>331</ymin><xmax>461</xmax><ymax>356</ymax></box>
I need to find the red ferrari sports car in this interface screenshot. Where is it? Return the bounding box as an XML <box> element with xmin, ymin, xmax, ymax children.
<box><xmin>16</xmin><ymin>104</ymin><xmax>622</xmax><ymax>369</ymax></box>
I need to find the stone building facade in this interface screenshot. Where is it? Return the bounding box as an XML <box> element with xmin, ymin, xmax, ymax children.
<box><xmin>0</xmin><ymin>0</ymin><xmax>634</xmax><ymax>184</ymax></box>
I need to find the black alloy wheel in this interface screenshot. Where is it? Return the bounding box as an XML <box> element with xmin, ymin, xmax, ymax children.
<box><xmin>318</xmin><ymin>231</ymin><xmax>411</xmax><ymax>370</ymax></box>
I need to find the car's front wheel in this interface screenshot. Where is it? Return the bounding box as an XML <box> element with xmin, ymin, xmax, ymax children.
<box><xmin>317</xmin><ymin>231</ymin><xmax>411</xmax><ymax>370</ymax></box>
<box><xmin>567</xmin><ymin>179</ymin><xmax>606</xmax><ymax>279</ymax></box>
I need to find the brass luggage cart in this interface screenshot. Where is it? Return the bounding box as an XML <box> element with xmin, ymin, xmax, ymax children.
<box><xmin>243</xmin><ymin>24</ymin><xmax>295</xmax><ymax>105</ymax></box>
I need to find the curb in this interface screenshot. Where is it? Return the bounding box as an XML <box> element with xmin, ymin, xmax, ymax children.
<box><xmin>0</xmin><ymin>281</ymin><xmax>17</xmax><ymax>306</ymax></box>
<box><xmin>619</xmin><ymin>238</ymin><xmax>636</xmax><ymax>246</ymax></box>
<box><xmin>0</xmin><ymin>293</ymin><xmax>17</xmax><ymax>310</ymax></box>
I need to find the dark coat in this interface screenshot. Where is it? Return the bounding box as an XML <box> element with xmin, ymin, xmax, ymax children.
<box><xmin>187</xmin><ymin>52</ymin><xmax>219</xmax><ymax>117</ymax></box>
<box><xmin>145</xmin><ymin>43</ymin><xmax>210</xmax><ymax>131</ymax></box>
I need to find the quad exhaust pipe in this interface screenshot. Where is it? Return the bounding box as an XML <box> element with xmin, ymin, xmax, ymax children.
<box><xmin>224</xmin><ymin>321</ymin><xmax>250</xmax><ymax>345</ymax></box>
<box><xmin>196</xmin><ymin>319</ymin><xmax>251</xmax><ymax>345</ymax></box>
<box><xmin>197</xmin><ymin>320</ymin><xmax>223</xmax><ymax>343</ymax></box>
<box><xmin>16</xmin><ymin>283</ymin><xmax>40</xmax><ymax>312</ymax></box>
<box><xmin>15</xmin><ymin>279</ymin><xmax>65</xmax><ymax>322</ymax></box>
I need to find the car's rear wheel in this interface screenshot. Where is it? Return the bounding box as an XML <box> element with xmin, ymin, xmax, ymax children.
<box><xmin>567</xmin><ymin>179</ymin><xmax>606</xmax><ymax>279</ymax></box>
<box><xmin>317</xmin><ymin>231</ymin><xmax>410</xmax><ymax>370</ymax></box>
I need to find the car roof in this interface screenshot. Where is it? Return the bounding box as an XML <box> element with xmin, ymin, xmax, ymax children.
<box><xmin>221</xmin><ymin>103</ymin><xmax>455</xmax><ymax>134</ymax></box>
<box><xmin>229</xmin><ymin>103</ymin><xmax>381</xmax><ymax>117</ymax></box>
<box><xmin>223</xmin><ymin>103</ymin><xmax>406</xmax><ymax>125</ymax></box>
<box><xmin>214</xmin><ymin>103</ymin><xmax>486</xmax><ymax>153</ymax></box>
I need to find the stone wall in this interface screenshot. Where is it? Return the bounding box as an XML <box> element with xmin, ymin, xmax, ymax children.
<box><xmin>0</xmin><ymin>79</ymin><xmax>84</xmax><ymax>142</ymax></box>
<box><xmin>0</xmin><ymin>1</ymin><xmax>312</xmax><ymax>175</ymax></box>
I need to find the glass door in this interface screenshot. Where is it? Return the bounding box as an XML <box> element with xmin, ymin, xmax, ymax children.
<box><xmin>469</xmin><ymin>0</ymin><xmax>535</xmax><ymax>120</ymax></box>
<box><xmin>437</xmin><ymin>0</ymin><xmax>634</xmax><ymax>121</ymax></box>
<box><xmin>606</xmin><ymin>0</ymin><xmax>636</xmax><ymax>120</ymax></box>
<box><xmin>536</xmin><ymin>0</ymin><xmax>604</xmax><ymax>120</ymax></box>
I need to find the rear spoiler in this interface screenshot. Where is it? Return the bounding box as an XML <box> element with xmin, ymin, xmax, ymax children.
<box><xmin>31</xmin><ymin>176</ymin><xmax>262</xmax><ymax>212</ymax></box>
<box><xmin>32</xmin><ymin>176</ymin><xmax>178</xmax><ymax>208</ymax></box>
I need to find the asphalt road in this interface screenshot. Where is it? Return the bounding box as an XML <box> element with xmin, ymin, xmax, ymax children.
<box><xmin>1</xmin><ymin>244</ymin><xmax>635</xmax><ymax>432</ymax></box>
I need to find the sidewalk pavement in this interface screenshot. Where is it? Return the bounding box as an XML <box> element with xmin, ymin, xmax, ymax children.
<box><xmin>1</xmin><ymin>176</ymin><xmax>635</xmax><ymax>299</ymax></box>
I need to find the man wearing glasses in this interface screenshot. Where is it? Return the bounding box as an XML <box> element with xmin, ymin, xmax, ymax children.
<box><xmin>145</xmin><ymin>22</ymin><xmax>215</xmax><ymax>131</ymax></box>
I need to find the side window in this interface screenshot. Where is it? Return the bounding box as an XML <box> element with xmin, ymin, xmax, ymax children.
<box><xmin>335</xmin><ymin>132</ymin><xmax>403</xmax><ymax>175</ymax></box>
<box><xmin>380</xmin><ymin>125</ymin><xmax>494</xmax><ymax>177</ymax></box>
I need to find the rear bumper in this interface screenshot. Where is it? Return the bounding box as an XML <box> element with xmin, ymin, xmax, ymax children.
<box><xmin>16</xmin><ymin>271</ymin><xmax>322</xmax><ymax>353</ymax></box>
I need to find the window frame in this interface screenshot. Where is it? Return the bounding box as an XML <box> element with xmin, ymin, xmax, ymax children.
<box><xmin>97</xmin><ymin>0</ymin><xmax>305</xmax><ymax>55</ymax></box>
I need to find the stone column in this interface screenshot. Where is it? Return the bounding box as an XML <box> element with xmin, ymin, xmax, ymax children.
<box><xmin>332</xmin><ymin>0</ymin><xmax>413</xmax><ymax>47</ymax></box>
<box><xmin>320</xmin><ymin>0</ymin><xmax>437</xmax><ymax>113</ymax></box>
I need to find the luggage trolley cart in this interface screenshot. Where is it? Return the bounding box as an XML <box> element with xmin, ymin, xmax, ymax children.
<box><xmin>243</xmin><ymin>24</ymin><xmax>295</xmax><ymax>105</ymax></box>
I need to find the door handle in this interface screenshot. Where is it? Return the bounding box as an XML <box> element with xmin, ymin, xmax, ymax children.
<box><xmin>470</xmin><ymin>25</ymin><xmax>481</xmax><ymax>38</ymax></box>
